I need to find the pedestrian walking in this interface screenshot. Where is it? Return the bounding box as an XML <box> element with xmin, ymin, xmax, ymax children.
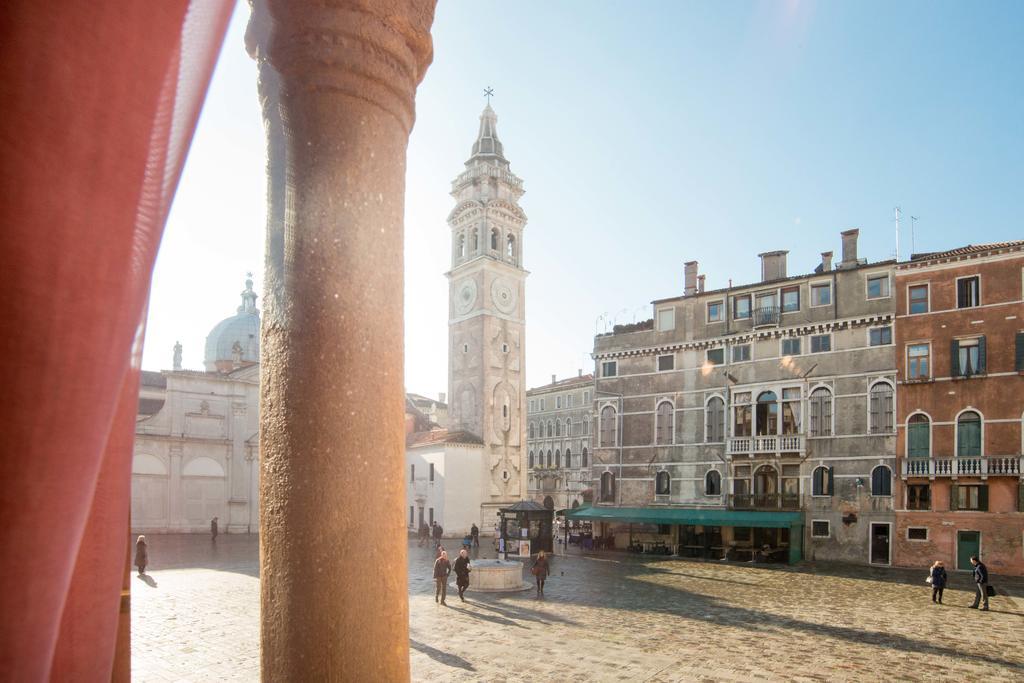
<box><xmin>530</xmin><ymin>550</ymin><xmax>550</xmax><ymax>598</ymax></box>
<box><xmin>470</xmin><ymin>523</ymin><xmax>479</xmax><ymax>548</ymax></box>
<box><xmin>969</xmin><ymin>556</ymin><xmax>990</xmax><ymax>610</ymax></box>
<box><xmin>211</xmin><ymin>516</ymin><xmax>219</xmax><ymax>541</ymax></box>
<box><xmin>433</xmin><ymin>550</ymin><xmax>451</xmax><ymax>605</ymax></box>
<box><xmin>432</xmin><ymin>521</ymin><xmax>444</xmax><ymax>544</ymax></box>
<box><xmin>134</xmin><ymin>535</ymin><xmax>148</xmax><ymax>575</ymax></box>
<box><xmin>928</xmin><ymin>560</ymin><xmax>947</xmax><ymax>604</ymax></box>
<box><xmin>418</xmin><ymin>522</ymin><xmax>429</xmax><ymax>547</ymax></box>
<box><xmin>453</xmin><ymin>548</ymin><xmax>472</xmax><ymax>602</ymax></box>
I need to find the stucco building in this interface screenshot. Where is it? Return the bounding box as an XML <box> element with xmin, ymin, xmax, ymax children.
<box><xmin>893</xmin><ymin>241</ymin><xmax>1024</xmax><ymax>575</ymax></box>
<box><xmin>569</xmin><ymin>230</ymin><xmax>898</xmax><ymax>565</ymax></box>
<box><xmin>526</xmin><ymin>373</ymin><xmax>595</xmax><ymax>511</ymax></box>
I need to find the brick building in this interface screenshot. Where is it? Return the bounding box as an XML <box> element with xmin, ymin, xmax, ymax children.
<box><xmin>893</xmin><ymin>242</ymin><xmax>1024</xmax><ymax>575</ymax></box>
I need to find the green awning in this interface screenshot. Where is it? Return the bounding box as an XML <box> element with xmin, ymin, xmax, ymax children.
<box><xmin>565</xmin><ymin>505</ymin><xmax>802</xmax><ymax>529</ymax></box>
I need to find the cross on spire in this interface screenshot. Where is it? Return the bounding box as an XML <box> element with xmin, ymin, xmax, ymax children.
<box><xmin>483</xmin><ymin>86</ymin><xmax>494</xmax><ymax>105</ymax></box>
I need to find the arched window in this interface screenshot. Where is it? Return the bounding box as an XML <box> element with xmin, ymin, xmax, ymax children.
<box><xmin>655</xmin><ymin>471</ymin><xmax>671</xmax><ymax>496</ymax></box>
<box><xmin>809</xmin><ymin>387</ymin><xmax>833</xmax><ymax>437</ymax></box>
<box><xmin>812</xmin><ymin>466</ymin><xmax>833</xmax><ymax>496</ymax></box>
<box><xmin>871</xmin><ymin>465</ymin><xmax>892</xmax><ymax>496</ymax></box>
<box><xmin>656</xmin><ymin>401</ymin><xmax>674</xmax><ymax>445</ymax></box>
<box><xmin>490</xmin><ymin>227</ymin><xmax>500</xmax><ymax>251</ymax></box>
<box><xmin>546</xmin><ymin>421</ymin><xmax>553</xmax><ymax>438</ymax></box>
<box><xmin>507</xmin><ymin>234</ymin><xmax>516</xmax><ymax>264</ymax></box>
<box><xmin>705</xmin><ymin>470</ymin><xmax>722</xmax><ymax>496</ymax></box>
<box><xmin>564</xmin><ymin>419</ymin><xmax>572</xmax><ymax>437</ymax></box>
<box><xmin>756</xmin><ymin>391</ymin><xmax>778</xmax><ymax>436</ymax></box>
<box><xmin>956</xmin><ymin>411</ymin><xmax>982</xmax><ymax>456</ymax></box>
<box><xmin>581</xmin><ymin>447</ymin><xmax>588</xmax><ymax>468</ymax></box>
<box><xmin>600</xmin><ymin>471</ymin><xmax>616</xmax><ymax>502</ymax></box>
<box><xmin>555</xmin><ymin>420</ymin><xmax>561</xmax><ymax>437</ymax></box>
<box><xmin>908</xmin><ymin>414</ymin><xmax>930</xmax><ymax>457</ymax></box>
<box><xmin>546</xmin><ymin>449</ymin><xmax>553</xmax><ymax>468</ymax></box>
<box><xmin>470</xmin><ymin>228</ymin><xmax>478</xmax><ymax>252</ymax></box>
<box><xmin>600</xmin><ymin>405</ymin><xmax>617</xmax><ymax>447</ymax></box>
<box><xmin>565</xmin><ymin>448</ymin><xmax>572</xmax><ymax>468</ymax></box>
<box><xmin>528</xmin><ymin>451</ymin><xmax>534</xmax><ymax>469</ymax></box>
<box><xmin>528</xmin><ymin>422</ymin><xmax>535</xmax><ymax>439</ymax></box>
<box><xmin>869</xmin><ymin>382</ymin><xmax>894</xmax><ymax>434</ymax></box>
<box><xmin>583</xmin><ymin>416</ymin><xmax>590</xmax><ymax>435</ymax></box>
<box><xmin>554</xmin><ymin>449</ymin><xmax>561</xmax><ymax>468</ymax></box>
<box><xmin>457</xmin><ymin>233</ymin><xmax>465</xmax><ymax>258</ymax></box>
<box><xmin>705</xmin><ymin>396</ymin><xmax>725</xmax><ymax>443</ymax></box>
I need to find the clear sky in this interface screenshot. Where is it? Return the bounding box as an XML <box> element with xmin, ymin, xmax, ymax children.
<box><xmin>144</xmin><ymin>1</ymin><xmax>1023</xmax><ymax>396</ymax></box>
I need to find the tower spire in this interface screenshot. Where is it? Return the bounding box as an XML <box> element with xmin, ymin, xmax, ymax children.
<box><xmin>467</xmin><ymin>101</ymin><xmax>508</xmax><ymax>168</ymax></box>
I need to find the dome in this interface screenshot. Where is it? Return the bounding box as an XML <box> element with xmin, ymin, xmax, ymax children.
<box><xmin>204</xmin><ymin>277</ymin><xmax>260</xmax><ymax>371</ymax></box>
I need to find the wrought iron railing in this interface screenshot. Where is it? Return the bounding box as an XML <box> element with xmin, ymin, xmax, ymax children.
<box><xmin>728</xmin><ymin>493</ymin><xmax>802</xmax><ymax>510</ymax></box>
<box><xmin>753</xmin><ymin>306</ymin><xmax>781</xmax><ymax>327</ymax></box>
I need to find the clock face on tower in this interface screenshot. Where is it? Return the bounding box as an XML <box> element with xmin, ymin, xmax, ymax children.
<box><xmin>455</xmin><ymin>278</ymin><xmax>477</xmax><ymax>315</ymax></box>
<box><xmin>490</xmin><ymin>277</ymin><xmax>518</xmax><ymax>315</ymax></box>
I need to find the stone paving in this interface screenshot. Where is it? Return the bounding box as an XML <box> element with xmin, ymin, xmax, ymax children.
<box><xmin>132</xmin><ymin>535</ymin><xmax>1024</xmax><ymax>681</ymax></box>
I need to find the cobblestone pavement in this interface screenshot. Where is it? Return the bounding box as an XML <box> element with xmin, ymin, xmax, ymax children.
<box><xmin>132</xmin><ymin>535</ymin><xmax>1024</xmax><ymax>682</ymax></box>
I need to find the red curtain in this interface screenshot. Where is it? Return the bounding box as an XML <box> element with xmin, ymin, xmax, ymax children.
<box><xmin>0</xmin><ymin>1</ymin><xmax>233</xmax><ymax>679</ymax></box>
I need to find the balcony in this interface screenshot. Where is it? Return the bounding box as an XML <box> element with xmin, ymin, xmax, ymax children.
<box><xmin>728</xmin><ymin>434</ymin><xmax>804</xmax><ymax>457</ymax></box>
<box><xmin>753</xmin><ymin>306</ymin><xmax>780</xmax><ymax>327</ymax></box>
<box><xmin>901</xmin><ymin>456</ymin><xmax>1023</xmax><ymax>479</ymax></box>
<box><xmin>728</xmin><ymin>493</ymin><xmax>801</xmax><ymax>511</ymax></box>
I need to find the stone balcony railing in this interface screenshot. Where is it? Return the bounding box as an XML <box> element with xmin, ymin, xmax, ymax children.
<box><xmin>901</xmin><ymin>456</ymin><xmax>1023</xmax><ymax>479</ymax></box>
<box><xmin>452</xmin><ymin>163</ymin><xmax>523</xmax><ymax>192</ymax></box>
<box><xmin>728</xmin><ymin>434</ymin><xmax>804</xmax><ymax>456</ymax></box>
<box><xmin>728</xmin><ymin>493</ymin><xmax>802</xmax><ymax>511</ymax></box>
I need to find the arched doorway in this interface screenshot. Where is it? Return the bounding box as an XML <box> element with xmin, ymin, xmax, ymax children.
<box><xmin>542</xmin><ymin>495</ymin><xmax>554</xmax><ymax>510</ymax></box>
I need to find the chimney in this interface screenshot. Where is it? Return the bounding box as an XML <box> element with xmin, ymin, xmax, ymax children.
<box><xmin>578</xmin><ymin>368</ymin><xmax>583</xmax><ymax>377</ymax></box>
<box><xmin>820</xmin><ymin>251</ymin><xmax>833</xmax><ymax>272</ymax></box>
<box><xmin>684</xmin><ymin>261</ymin><xmax>698</xmax><ymax>296</ymax></box>
<box><xmin>551</xmin><ymin>374</ymin><xmax>556</xmax><ymax>384</ymax></box>
<box><xmin>438</xmin><ymin>392</ymin><xmax>446</xmax><ymax>404</ymax></box>
<box><xmin>758</xmin><ymin>250</ymin><xmax>788</xmax><ymax>282</ymax></box>
<box><xmin>840</xmin><ymin>229</ymin><xmax>859</xmax><ymax>267</ymax></box>
<box><xmin>697</xmin><ymin>274</ymin><xmax>706</xmax><ymax>293</ymax></box>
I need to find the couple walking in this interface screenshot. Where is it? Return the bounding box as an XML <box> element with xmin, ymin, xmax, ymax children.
<box><xmin>433</xmin><ymin>548</ymin><xmax>471</xmax><ymax>605</ymax></box>
<box><xmin>928</xmin><ymin>555</ymin><xmax>991</xmax><ymax>610</ymax></box>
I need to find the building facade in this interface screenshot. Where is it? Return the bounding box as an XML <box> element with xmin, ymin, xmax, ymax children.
<box><xmin>893</xmin><ymin>242</ymin><xmax>1024</xmax><ymax>575</ymax></box>
<box><xmin>573</xmin><ymin>230</ymin><xmax>898</xmax><ymax>565</ymax></box>
<box><xmin>526</xmin><ymin>373</ymin><xmax>595</xmax><ymax>511</ymax></box>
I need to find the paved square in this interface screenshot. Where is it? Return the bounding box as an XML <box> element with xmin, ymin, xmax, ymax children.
<box><xmin>132</xmin><ymin>536</ymin><xmax>1024</xmax><ymax>681</ymax></box>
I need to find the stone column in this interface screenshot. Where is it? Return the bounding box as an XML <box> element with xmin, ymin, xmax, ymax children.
<box><xmin>249</xmin><ymin>1</ymin><xmax>434</xmax><ymax>680</ymax></box>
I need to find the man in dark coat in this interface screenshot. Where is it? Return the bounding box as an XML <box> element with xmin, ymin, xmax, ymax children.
<box><xmin>969</xmin><ymin>556</ymin><xmax>989</xmax><ymax>610</ymax></box>
<box><xmin>470</xmin><ymin>523</ymin><xmax>479</xmax><ymax>548</ymax></box>
<box><xmin>432</xmin><ymin>521</ymin><xmax>443</xmax><ymax>543</ymax></box>
<box><xmin>211</xmin><ymin>517</ymin><xmax>218</xmax><ymax>541</ymax></box>
<box><xmin>453</xmin><ymin>548</ymin><xmax>472</xmax><ymax>601</ymax></box>
<box><xmin>433</xmin><ymin>550</ymin><xmax>451</xmax><ymax>605</ymax></box>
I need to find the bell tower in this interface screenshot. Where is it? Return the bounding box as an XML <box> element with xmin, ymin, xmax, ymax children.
<box><xmin>447</xmin><ymin>102</ymin><xmax>528</xmax><ymax>509</ymax></box>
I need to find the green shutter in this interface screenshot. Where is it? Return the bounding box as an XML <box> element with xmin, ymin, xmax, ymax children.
<box><xmin>908</xmin><ymin>423</ymin><xmax>929</xmax><ymax>457</ymax></box>
<box><xmin>977</xmin><ymin>336</ymin><xmax>986</xmax><ymax>374</ymax></box>
<box><xmin>1016</xmin><ymin>332</ymin><xmax>1024</xmax><ymax>372</ymax></box>
<box><xmin>1018</xmin><ymin>483</ymin><xmax>1024</xmax><ymax>513</ymax></box>
<box><xmin>950</xmin><ymin>484</ymin><xmax>959</xmax><ymax>511</ymax></box>
<box><xmin>828</xmin><ymin>466</ymin><xmax>835</xmax><ymax>496</ymax></box>
<box><xmin>951</xmin><ymin>339</ymin><xmax>961</xmax><ymax>377</ymax></box>
<box><xmin>978</xmin><ymin>485</ymin><xmax>989</xmax><ymax>512</ymax></box>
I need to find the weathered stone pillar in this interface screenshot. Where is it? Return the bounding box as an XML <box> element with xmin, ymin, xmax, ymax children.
<box><xmin>248</xmin><ymin>1</ymin><xmax>434</xmax><ymax>680</ymax></box>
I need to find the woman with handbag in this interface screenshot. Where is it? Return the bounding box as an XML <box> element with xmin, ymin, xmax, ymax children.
<box><xmin>928</xmin><ymin>560</ymin><xmax>947</xmax><ymax>604</ymax></box>
<box><xmin>531</xmin><ymin>550</ymin><xmax>550</xmax><ymax>598</ymax></box>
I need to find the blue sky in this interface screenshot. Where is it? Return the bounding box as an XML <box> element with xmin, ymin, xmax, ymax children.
<box><xmin>145</xmin><ymin>1</ymin><xmax>1023</xmax><ymax>395</ymax></box>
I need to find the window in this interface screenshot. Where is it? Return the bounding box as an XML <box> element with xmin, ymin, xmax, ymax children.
<box><xmin>811</xmin><ymin>520</ymin><xmax>830</xmax><ymax>538</ymax></box>
<box><xmin>705</xmin><ymin>470</ymin><xmax>721</xmax><ymax>496</ymax></box>
<box><xmin>528</xmin><ymin>451</ymin><xmax>534</xmax><ymax>469</ymax></box>
<box><xmin>429</xmin><ymin>463</ymin><xmax>435</xmax><ymax>482</ymax></box>
<box><xmin>908</xmin><ymin>414</ymin><xmax>930</xmax><ymax>457</ymax></box>
<box><xmin>657</xmin><ymin>354</ymin><xmax>674</xmax><ymax>372</ymax></box>
<box><xmin>867</xmin><ymin>274</ymin><xmax>890</xmax><ymax>299</ymax></box>
<box><xmin>1016</xmin><ymin>332</ymin><xmax>1024</xmax><ymax>371</ymax></box>
<box><xmin>809</xmin><ymin>388</ymin><xmax>833</xmax><ymax>437</ymax></box>
<box><xmin>556</xmin><ymin>396</ymin><xmax>562</xmax><ymax>409</ymax></box>
<box><xmin>956</xmin><ymin>411</ymin><xmax>982</xmax><ymax>456</ymax></box>
<box><xmin>546</xmin><ymin>421</ymin><xmax>552</xmax><ymax>437</ymax></box>
<box><xmin>555</xmin><ymin>420</ymin><xmax>561</xmax><ymax>436</ymax></box>
<box><xmin>810</xmin><ymin>334</ymin><xmax>831</xmax><ymax>353</ymax></box>
<box><xmin>409</xmin><ymin>506</ymin><xmax>414</xmax><ymax>526</ymax></box>
<box><xmin>731</xmin><ymin>344</ymin><xmax>751</xmax><ymax>363</ymax></box>
<box><xmin>410</xmin><ymin>464</ymin><xmax>415</xmax><ymax>482</ymax></box>
<box><xmin>600</xmin><ymin>472</ymin><xmax>615</xmax><ymax>502</ymax></box>
<box><xmin>781</xmin><ymin>286</ymin><xmax>800</xmax><ymax>313</ymax></box>
<box><xmin>909</xmin><ymin>284</ymin><xmax>929</xmax><ymax>314</ymax></box>
<box><xmin>428</xmin><ymin>508</ymin><xmax>434</xmax><ymax>525</ymax></box>
<box><xmin>528</xmin><ymin>399</ymin><xmax>535</xmax><ymax>413</ymax></box>
<box><xmin>705</xmin><ymin>396</ymin><xmax>725</xmax><ymax>442</ymax></box>
<box><xmin>907</xmin><ymin>527</ymin><xmax>928</xmax><ymax>541</ymax></box>
<box><xmin>871</xmin><ymin>465</ymin><xmax>892</xmax><ymax>496</ymax></box>
<box><xmin>811</xmin><ymin>282</ymin><xmax>832</xmax><ymax>307</ymax></box>
<box><xmin>490</xmin><ymin>227</ymin><xmax>499</xmax><ymax>251</ymax></box>
<box><xmin>470</xmin><ymin>228</ymin><xmax>478</xmax><ymax>252</ymax></box>
<box><xmin>812</xmin><ymin>466</ymin><xmax>834</xmax><ymax>496</ymax></box>
<box><xmin>506</xmin><ymin>234</ymin><xmax>516</xmax><ymax>263</ymax></box>
<box><xmin>733</xmin><ymin>392</ymin><xmax>751</xmax><ymax>437</ymax></box>
<box><xmin>601</xmin><ymin>360</ymin><xmax>617</xmax><ymax>378</ymax></box>
<box><xmin>600</xmin><ymin>405</ymin><xmax>617</xmax><ymax>447</ymax></box>
<box><xmin>907</xmin><ymin>343</ymin><xmax>930</xmax><ymax>380</ymax></box>
<box><xmin>528</xmin><ymin>422</ymin><xmax>535</xmax><ymax>439</ymax></box>
<box><xmin>781</xmin><ymin>337</ymin><xmax>801</xmax><ymax>356</ymax></box>
<box><xmin>733</xmin><ymin>295</ymin><xmax>751</xmax><ymax>320</ymax></box>
<box><xmin>952</xmin><ymin>337</ymin><xmax>986</xmax><ymax>377</ymax></box>
<box><xmin>655</xmin><ymin>401</ymin><xmax>674</xmax><ymax>445</ymax></box>
<box><xmin>706</xmin><ymin>348</ymin><xmax>724</xmax><ymax>365</ymax></box>
<box><xmin>456</xmin><ymin>233</ymin><xmax>465</xmax><ymax>258</ymax></box>
<box><xmin>755</xmin><ymin>391</ymin><xmax>778</xmax><ymax>436</ymax></box>
<box><xmin>554</xmin><ymin>449</ymin><xmax>560</xmax><ymax>468</ymax></box>
<box><xmin>707</xmin><ymin>300</ymin><xmax>724</xmax><ymax>322</ymax></box>
<box><xmin>655</xmin><ymin>471</ymin><xmax>671</xmax><ymax>496</ymax></box>
<box><xmin>564</xmin><ymin>419</ymin><xmax>572</xmax><ymax>437</ymax></box>
<box><xmin>581</xmin><ymin>447</ymin><xmax>588</xmax><ymax>468</ymax></box>
<box><xmin>583</xmin><ymin>416</ymin><xmax>590</xmax><ymax>435</ymax></box>
<box><xmin>907</xmin><ymin>484</ymin><xmax>931</xmax><ymax>510</ymax></box>
<box><xmin>657</xmin><ymin>307</ymin><xmax>675</xmax><ymax>331</ymax></box>
<box><xmin>546</xmin><ymin>449</ymin><xmax>552</xmax><ymax>467</ymax></box>
<box><xmin>568</xmin><ymin>394</ymin><xmax>574</xmax><ymax>408</ymax></box>
<box><xmin>869</xmin><ymin>326</ymin><xmax>892</xmax><ymax>346</ymax></box>
<box><xmin>564</xmin><ymin>448</ymin><xmax>571</xmax><ymax>468</ymax></box>
<box><xmin>957</xmin><ymin>275</ymin><xmax>980</xmax><ymax>308</ymax></box>
<box><xmin>539</xmin><ymin>398</ymin><xmax>545</xmax><ymax>411</ymax></box>
<box><xmin>869</xmin><ymin>382</ymin><xmax>894</xmax><ymax>434</ymax></box>
<box><xmin>781</xmin><ymin>387</ymin><xmax>801</xmax><ymax>435</ymax></box>
<box><xmin>584</xmin><ymin>390</ymin><xmax>591</xmax><ymax>404</ymax></box>
<box><xmin>950</xmin><ymin>484</ymin><xmax>988</xmax><ymax>511</ymax></box>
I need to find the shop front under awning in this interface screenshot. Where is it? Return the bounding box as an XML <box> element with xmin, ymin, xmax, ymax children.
<box><xmin>565</xmin><ymin>505</ymin><xmax>802</xmax><ymax>529</ymax></box>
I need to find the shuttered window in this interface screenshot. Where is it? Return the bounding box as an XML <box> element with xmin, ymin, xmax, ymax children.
<box><xmin>1016</xmin><ymin>332</ymin><xmax>1024</xmax><ymax>372</ymax></box>
<box><xmin>809</xmin><ymin>388</ymin><xmax>833</xmax><ymax>437</ymax></box>
<box><xmin>600</xmin><ymin>406</ymin><xmax>616</xmax><ymax>447</ymax></box>
<box><xmin>812</xmin><ymin>466</ymin><xmax>833</xmax><ymax>496</ymax></box>
<box><xmin>956</xmin><ymin>412</ymin><xmax>982</xmax><ymax>456</ymax></box>
<box><xmin>907</xmin><ymin>415</ymin><xmax>930</xmax><ymax>457</ymax></box>
<box><xmin>705</xmin><ymin>397</ymin><xmax>725</xmax><ymax>443</ymax></box>
<box><xmin>869</xmin><ymin>382</ymin><xmax>894</xmax><ymax>433</ymax></box>
<box><xmin>656</xmin><ymin>402</ymin><xmax>674</xmax><ymax>445</ymax></box>
<box><xmin>952</xmin><ymin>337</ymin><xmax>986</xmax><ymax>377</ymax></box>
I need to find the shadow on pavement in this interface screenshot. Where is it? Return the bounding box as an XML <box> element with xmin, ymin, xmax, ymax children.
<box><xmin>136</xmin><ymin>573</ymin><xmax>157</xmax><ymax>588</ymax></box>
<box><xmin>409</xmin><ymin>638</ymin><xmax>475</xmax><ymax>672</ymax></box>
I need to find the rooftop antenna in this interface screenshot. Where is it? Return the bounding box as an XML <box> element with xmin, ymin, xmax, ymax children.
<box><xmin>910</xmin><ymin>215</ymin><xmax>919</xmax><ymax>255</ymax></box>
<box><xmin>893</xmin><ymin>206</ymin><xmax>902</xmax><ymax>261</ymax></box>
